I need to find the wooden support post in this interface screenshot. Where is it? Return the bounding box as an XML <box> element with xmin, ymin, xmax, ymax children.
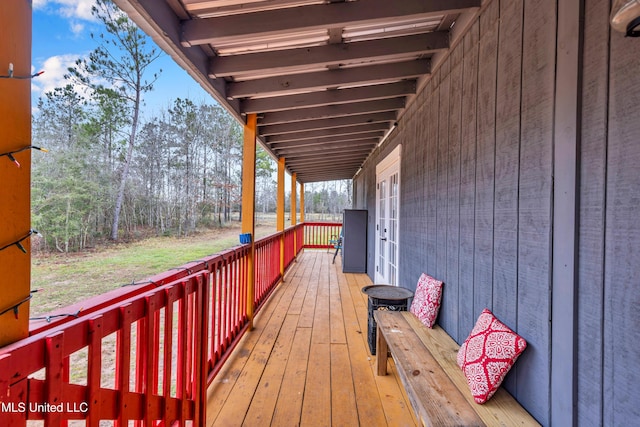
<box><xmin>0</xmin><ymin>1</ymin><xmax>32</xmax><ymax>347</ymax></box>
<box><xmin>241</xmin><ymin>114</ymin><xmax>257</xmax><ymax>329</ymax></box>
<box><xmin>299</xmin><ymin>182</ymin><xmax>305</xmax><ymax>256</ymax></box>
<box><xmin>276</xmin><ymin>158</ymin><xmax>285</xmax><ymax>278</ymax></box>
<box><xmin>299</xmin><ymin>183</ymin><xmax>305</xmax><ymax>223</ymax></box>
<box><xmin>290</xmin><ymin>173</ymin><xmax>297</xmax><ymax>256</ymax></box>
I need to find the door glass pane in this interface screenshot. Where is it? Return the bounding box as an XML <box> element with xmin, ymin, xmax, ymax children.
<box><xmin>378</xmin><ymin>180</ymin><xmax>386</xmax><ymax>277</ymax></box>
<box><xmin>389</xmin><ymin>173</ymin><xmax>398</xmax><ymax>285</ymax></box>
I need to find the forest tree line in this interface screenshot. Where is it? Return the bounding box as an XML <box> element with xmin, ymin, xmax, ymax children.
<box><xmin>32</xmin><ymin>90</ymin><xmax>352</xmax><ymax>253</ymax></box>
<box><xmin>30</xmin><ymin>0</ymin><xmax>351</xmax><ymax>253</ymax></box>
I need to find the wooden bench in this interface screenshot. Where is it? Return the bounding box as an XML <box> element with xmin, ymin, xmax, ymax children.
<box><xmin>374</xmin><ymin>311</ymin><xmax>540</xmax><ymax>427</ymax></box>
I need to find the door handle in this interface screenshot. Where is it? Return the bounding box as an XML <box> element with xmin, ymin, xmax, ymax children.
<box><xmin>380</xmin><ymin>237</ymin><xmax>387</xmax><ymax>241</ymax></box>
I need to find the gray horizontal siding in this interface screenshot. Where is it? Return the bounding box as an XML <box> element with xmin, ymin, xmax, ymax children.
<box><xmin>352</xmin><ymin>0</ymin><xmax>640</xmax><ymax>425</ymax></box>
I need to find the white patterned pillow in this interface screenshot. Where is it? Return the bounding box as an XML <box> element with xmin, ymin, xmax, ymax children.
<box><xmin>409</xmin><ymin>273</ymin><xmax>443</xmax><ymax>328</ymax></box>
<box><xmin>457</xmin><ymin>309</ymin><xmax>527</xmax><ymax>404</ymax></box>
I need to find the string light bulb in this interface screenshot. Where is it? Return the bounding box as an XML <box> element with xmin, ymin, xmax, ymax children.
<box><xmin>1</xmin><ymin>145</ymin><xmax>49</xmax><ymax>168</ymax></box>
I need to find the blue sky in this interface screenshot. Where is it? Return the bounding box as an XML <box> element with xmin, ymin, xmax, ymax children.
<box><xmin>31</xmin><ymin>0</ymin><xmax>212</xmax><ymax>113</ymax></box>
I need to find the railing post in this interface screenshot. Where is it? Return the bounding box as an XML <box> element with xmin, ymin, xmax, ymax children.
<box><xmin>277</xmin><ymin>158</ymin><xmax>285</xmax><ymax>279</ymax></box>
<box><xmin>300</xmin><ymin>182</ymin><xmax>305</xmax><ymax>223</ymax></box>
<box><xmin>0</xmin><ymin>0</ymin><xmax>32</xmax><ymax>347</ymax></box>
<box><xmin>242</xmin><ymin>114</ymin><xmax>257</xmax><ymax>329</ymax></box>
<box><xmin>300</xmin><ymin>183</ymin><xmax>305</xmax><ymax>252</ymax></box>
<box><xmin>291</xmin><ymin>173</ymin><xmax>297</xmax><ymax>258</ymax></box>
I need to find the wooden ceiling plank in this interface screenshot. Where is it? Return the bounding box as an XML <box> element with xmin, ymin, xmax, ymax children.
<box><xmin>266</xmin><ymin>123</ymin><xmax>389</xmax><ymax>143</ymax></box>
<box><xmin>259</xmin><ymin>111</ymin><xmax>397</xmax><ymax>135</ymax></box>
<box><xmin>259</xmin><ymin>98</ymin><xmax>404</xmax><ymax>125</ymax></box>
<box><xmin>271</xmin><ymin>133</ymin><xmax>382</xmax><ymax>148</ymax></box>
<box><xmin>287</xmin><ymin>157</ymin><xmax>365</xmax><ymax>165</ymax></box>
<box><xmin>289</xmin><ymin>153</ymin><xmax>368</xmax><ymax>168</ymax></box>
<box><xmin>181</xmin><ymin>0</ymin><xmax>480</xmax><ymax>46</ymax></box>
<box><xmin>283</xmin><ymin>149</ymin><xmax>373</xmax><ymax>161</ymax></box>
<box><xmin>210</xmin><ymin>32</ymin><xmax>448</xmax><ymax>77</ymax></box>
<box><xmin>227</xmin><ymin>59</ymin><xmax>429</xmax><ymax>98</ymax></box>
<box><xmin>273</xmin><ymin>139</ymin><xmax>379</xmax><ymax>153</ymax></box>
<box><xmin>242</xmin><ymin>81</ymin><xmax>415</xmax><ymax>114</ymax></box>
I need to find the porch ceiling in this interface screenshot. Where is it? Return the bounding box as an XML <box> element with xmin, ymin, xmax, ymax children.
<box><xmin>114</xmin><ymin>0</ymin><xmax>480</xmax><ymax>183</ymax></box>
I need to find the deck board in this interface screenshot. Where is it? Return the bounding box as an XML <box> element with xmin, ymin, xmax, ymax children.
<box><xmin>206</xmin><ymin>250</ymin><xmax>418</xmax><ymax>426</ymax></box>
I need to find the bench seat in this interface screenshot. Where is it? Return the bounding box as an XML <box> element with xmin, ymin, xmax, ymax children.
<box><xmin>374</xmin><ymin>311</ymin><xmax>540</xmax><ymax>427</ymax></box>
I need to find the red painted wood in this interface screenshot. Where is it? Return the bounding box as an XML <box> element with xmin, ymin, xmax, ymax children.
<box><xmin>87</xmin><ymin>316</ymin><xmax>103</xmax><ymax>427</ymax></box>
<box><xmin>44</xmin><ymin>332</ymin><xmax>64</xmax><ymax>426</ymax></box>
<box><xmin>116</xmin><ymin>304</ymin><xmax>133</xmax><ymax>427</ymax></box>
<box><xmin>1</xmin><ymin>224</ymin><xmax>344</xmax><ymax>424</ymax></box>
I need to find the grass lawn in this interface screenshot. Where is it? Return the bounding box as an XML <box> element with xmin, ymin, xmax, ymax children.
<box><xmin>30</xmin><ymin>223</ymin><xmax>276</xmax><ymax>316</ymax></box>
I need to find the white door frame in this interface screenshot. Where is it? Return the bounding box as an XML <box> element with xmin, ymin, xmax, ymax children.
<box><xmin>374</xmin><ymin>145</ymin><xmax>401</xmax><ymax>285</ymax></box>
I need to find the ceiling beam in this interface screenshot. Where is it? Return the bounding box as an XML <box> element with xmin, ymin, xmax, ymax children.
<box><xmin>291</xmin><ymin>168</ymin><xmax>363</xmax><ymax>180</ymax></box>
<box><xmin>259</xmin><ymin>111</ymin><xmax>396</xmax><ymax>135</ymax></box>
<box><xmin>276</xmin><ymin>146</ymin><xmax>377</xmax><ymax>160</ymax></box>
<box><xmin>297</xmin><ymin>175</ymin><xmax>357</xmax><ymax>183</ymax></box>
<box><xmin>291</xmin><ymin>163</ymin><xmax>361</xmax><ymax>176</ymax></box>
<box><xmin>282</xmin><ymin>147</ymin><xmax>374</xmax><ymax>160</ymax></box>
<box><xmin>284</xmin><ymin>154</ymin><xmax>372</xmax><ymax>167</ymax></box>
<box><xmin>210</xmin><ymin>32</ymin><xmax>448</xmax><ymax>78</ymax></box>
<box><xmin>259</xmin><ymin>98</ymin><xmax>404</xmax><ymax>125</ymax></box>
<box><xmin>242</xmin><ymin>81</ymin><xmax>415</xmax><ymax>114</ymax></box>
<box><xmin>181</xmin><ymin>0</ymin><xmax>481</xmax><ymax>46</ymax></box>
<box><xmin>227</xmin><ymin>59</ymin><xmax>430</xmax><ymax>98</ymax></box>
<box><xmin>271</xmin><ymin>134</ymin><xmax>382</xmax><ymax>149</ymax></box>
<box><xmin>287</xmin><ymin>153</ymin><xmax>367</xmax><ymax>163</ymax></box>
<box><xmin>266</xmin><ymin>123</ymin><xmax>389</xmax><ymax>143</ymax></box>
<box><xmin>273</xmin><ymin>140</ymin><xmax>379</xmax><ymax>154</ymax></box>
<box><xmin>289</xmin><ymin>162</ymin><xmax>364</xmax><ymax>173</ymax></box>
<box><xmin>183</xmin><ymin>0</ymin><xmax>319</xmax><ymax>18</ymax></box>
<box><xmin>296</xmin><ymin>168</ymin><xmax>359</xmax><ymax>174</ymax></box>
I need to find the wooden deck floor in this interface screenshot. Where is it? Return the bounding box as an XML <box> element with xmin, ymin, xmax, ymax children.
<box><xmin>206</xmin><ymin>250</ymin><xmax>418</xmax><ymax>427</ymax></box>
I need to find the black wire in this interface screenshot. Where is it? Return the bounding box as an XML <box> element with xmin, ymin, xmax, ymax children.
<box><xmin>29</xmin><ymin>309</ymin><xmax>82</xmax><ymax>323</ymax></box>
<box><xmin>0</xmin><ymin>229</ymin><xmax>39</xmax><ymax>253</ymax></box>
<box><xmin>0</xmin><ymin>294</ymin><xmax>32</xmax><ymax>318</ymax></box>
<box><xmin>0</xmin><ymin>145</ymin><xmax>48</xmax><ymax>166</ymax></box>
<box><xmin>120</xmin><ymin>279</ymin><xmax>159</xmax><ymax>287</ymax></box>
<box><xmin>0</xmin><ymin>70</ymin><xmax>44</xmax><ymax>79</ymax></box>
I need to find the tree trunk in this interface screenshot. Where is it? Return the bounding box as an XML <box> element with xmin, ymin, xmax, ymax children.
<box><xmin>111</xmin><ymin>88</ymin><xmax>141</xmax><ymax>240</ymax></box>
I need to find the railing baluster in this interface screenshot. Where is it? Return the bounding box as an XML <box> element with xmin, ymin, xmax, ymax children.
<box><xmin>44</xmin><ymin>332</ymin><xmax>64</xmax><ymax>427</ymax></box>
<box><xmin>177</xmin><ymin>281</ymin><xmax>188</xmax><ymax>422</ymax></box>
<box><xmin>194</xmin><ymin>273</ymin><xmax>209</xmax><ymax>426</ymax></box>
<box><xmin>86</xmin><ymin>316</ymin><xmax>103</xmax><ymax>427</ymax></box>
<box><xmin>116</xmin><ymin>304</ymin><xmax>133</xmax><ymax>426</ymax></box>
<box><xmin>163</xmin><ymin>287</ymin><xmax>177</xmax><ymax>424</ymax></box>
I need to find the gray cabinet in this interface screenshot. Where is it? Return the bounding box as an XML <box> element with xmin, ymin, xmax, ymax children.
<box><xmin>342</xmin><ymin>209</ymin><xmax>367</xmax><ymax>273</ymax></box>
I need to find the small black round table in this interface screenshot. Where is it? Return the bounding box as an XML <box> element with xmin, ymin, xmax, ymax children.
<box><xmin>361</xmin><ymin>285</ymin><xmax>414</xmax><ymax>355</ymax></box>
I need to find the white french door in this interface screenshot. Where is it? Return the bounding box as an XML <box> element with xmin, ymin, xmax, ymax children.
<box><xmin>375</xmin><ymin>146</ymin><xmax>401</xmax><ymax>285</ymax></box>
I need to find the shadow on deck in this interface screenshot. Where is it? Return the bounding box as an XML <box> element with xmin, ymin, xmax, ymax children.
<box><xmin>206</xmin><ymin>250</ymin><xmax>418</xmax><ymax>426</ymax></box>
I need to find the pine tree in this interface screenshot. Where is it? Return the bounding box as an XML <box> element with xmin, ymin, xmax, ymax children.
<box><xmin>67</xmin><ymin>0</ymin><xmax>161</xmax><ymax>240</ymax></box>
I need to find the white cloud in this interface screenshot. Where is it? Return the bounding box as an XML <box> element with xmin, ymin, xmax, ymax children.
<box><xmin>70</xmin><ymin>21</ymin><xmax>86</xmax><ymax>36</ymax></box>
<box><xmin>33</xmin><ymin>0</ymin><xmax>98</xmax><ymax>22</ymax></box>
<box><xmin>32</xmin><ymin>54</ymin><xmax>83</xmax><ymax>97</ymax></box>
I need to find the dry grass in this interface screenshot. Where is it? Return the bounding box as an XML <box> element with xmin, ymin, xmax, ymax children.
<box><xmin>30</xmin><ymin>223</ymin><xmax>276</xmax><ymax>316</ymax></box>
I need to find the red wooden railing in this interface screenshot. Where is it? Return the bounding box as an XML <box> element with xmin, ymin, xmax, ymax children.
<box><xmin>0</xmin><ymin>271</ymin><xmax>210</xmax><ymax>425</ymax></box>
<box><xmin>303</xmin><ymin>221</ymin><xmax>342</xmax><ymax>249</ymax></box>
<box><xmin>0</xmin><ymin>222</ymin><xmax>335</xmax><ymax>425</ymax></box>
<box><xmin>283</xmin><ymin>227</ymin><xmax>296</xmax><ymax>269</ymax></box>
<box><xmin>254</xmin><ymin>233</ymin><xmax>281</xmax><ymax>311</ymax></box>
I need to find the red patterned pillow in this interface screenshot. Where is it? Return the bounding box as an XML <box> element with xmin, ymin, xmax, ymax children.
<box><xmin>457</xmin><ymin>309</ymin><xmax>527</xmax><ymax>404</ymax></box>
<box><xmin>409</xmin><ymin>273</ymin><xmax>443</xmax><ymax>328</ymax></box>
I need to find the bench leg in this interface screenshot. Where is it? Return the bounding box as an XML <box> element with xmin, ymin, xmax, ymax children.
<box><xmin>376</xmin><ymin>323</ymin><xmax>388</xmax><ymax>376</ymax></box>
